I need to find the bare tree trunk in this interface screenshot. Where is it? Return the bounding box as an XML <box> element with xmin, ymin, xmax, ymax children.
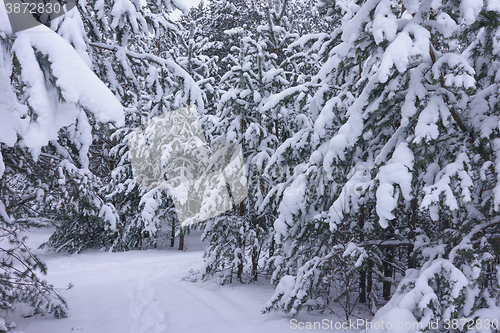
<box><xmin>237</xmin><ymin>251</ymin><xmax>244</xmax><ymax>282</ymax></box>
<box><xmin>367</xmin><ymin>259</ymin><xmax>373</xmax><ymax>297</ymax></box>
<box><xmin>139</xmin><ymin>226</ymin><xmax>143</xmax><ymax>250</ymax></box>
<box><xmin>178</xmin><ymin>233</ymin><xmax>184</xmax><ymax>251</ymax></box>
<box><xmin>251</xmin><ymin>243</ymin><xmax>259</xmax><ymax>282</ymax></box>
<box><xmin>358</xmin><ymin>206</ymin><xmax>367</xmax><ymax>303</ymax></box>
<box><xmin>408</xmin><ymin>199</ymin><xmax>417</xmax><ymax>269</ymax></box>
<box><xmin>171</xmin><ymin>220</ymin><xmax>175</xmax><ymax>248</ymax></box>
<box><xmin>360</xmin><ymin>269</ymin><xmax>367</xmax><ymax>303</ymax></box>
<box><xmin>383</xmin><ymin>247</ymin><xmax>394</xmax><ymax>300</ymax></box>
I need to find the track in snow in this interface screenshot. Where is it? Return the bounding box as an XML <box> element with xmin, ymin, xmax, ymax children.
<box><xmin>8</xmin><ymin>228</ymin><xmax>353</xmax><ymax>333</ymax></box>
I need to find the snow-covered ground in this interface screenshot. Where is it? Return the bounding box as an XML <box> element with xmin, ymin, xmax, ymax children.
<box><xmin>5</xmin><ymin>228</ymin><xmax>359</xmax><ymax>333</ymax></box>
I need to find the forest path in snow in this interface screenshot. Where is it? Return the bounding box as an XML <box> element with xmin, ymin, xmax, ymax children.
<box><xmin>7</xmin><ymin>228</ymin><xmax>355</xmax><ymax>333</ymax></box>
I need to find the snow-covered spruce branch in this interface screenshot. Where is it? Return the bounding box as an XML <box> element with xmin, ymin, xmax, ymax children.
<box><xmin>362</xmin><ymin>239</ymin><xmax>413</xmax><ymax>247</ymax></box>
<box><xmin>448</xmin><ymin>217</ymin><xmax>500</xmax><ymax>263</ymax></box>
<box><xmin>88</xmin><ymin>42</ymin><xmax>203</xmax><ymax>108</ymax></box>
<box><xmin>89</xmin><ymin>42</ymin><xmax>169</xmax><ymax>65</ymax></box>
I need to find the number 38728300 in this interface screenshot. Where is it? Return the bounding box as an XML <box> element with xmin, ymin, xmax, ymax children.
<box><xmin>5</xmin><ymin>2</ymin><xmax>61</xmax><ymax>14</ymax></box>
<box><xmin>444</xmin><ymin>318</ymin><xmax>499</xmax><ymax>330</ymax></box>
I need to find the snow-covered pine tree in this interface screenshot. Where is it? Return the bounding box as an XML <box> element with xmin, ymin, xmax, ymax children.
<box><xmin>365</xmin><ymin>0</ymin><xmax>500</xmax><ymax>330</ymax></box>
<box><xmin>177</xmin><ymin>11</ymin><xmax>220</xmax><ymax>113</ymax></box>
<box><xmin>260</xmin><ymin>0</ymin><xmax>369</xmax><ymax>317</ymax></box>
<box><xmin>201</xmin><ymin>26</ymin><xmax>265</xmax><ymax>283</ymax></box>
<box><xmin>44</xmin><ymin>0</ymin><xmax>207</xmax><ymax>251</ymax></box>
<box><xmin>154</xmin><ymin>12</ymin><xmax>222</xmax><ymax>248</ymax></box>
<box><xmin>265</xmin><ymin>0</ymin><xmax>500</xmax><ymax>327</ymax></box>
<box><xmin>76</xmin><ymin>1</ymin><xmax>209</xmax><ymax>250</ymax></box>
<box><xmin>44</xmin><ymin>0</ymin><xmax>155</xmax><ymax>251</ymax></box>
<box><xmin>0</xmin><ymin>3</ymin><xmax>123</xmax><ymax>318</ymax></box>
<box><xmin>193</xmin><ymin>0</ymin><xmax>261</xmax><ymax>78</ymax></box>
<box><xmin>200</xmin><ymin>1</ymin><xmax>313</xmax><ymax>284</ymax></box>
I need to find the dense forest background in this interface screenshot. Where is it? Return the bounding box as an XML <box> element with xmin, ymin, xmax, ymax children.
<box><xmin>2</xmin><ymin>0</ymin><xmax>500</xmax><ymax>330</ymax></box>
